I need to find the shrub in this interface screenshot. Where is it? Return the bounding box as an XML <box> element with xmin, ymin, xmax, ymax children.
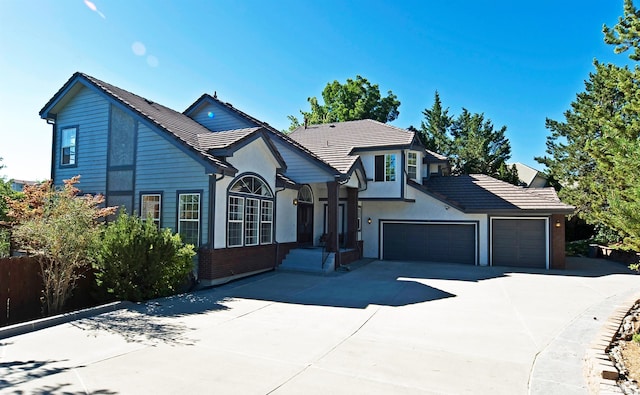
<box><xmin>633</xmin><ymin>333</ymin><xmax>640</xmax><ymax>344</ymax></box>
<box><xmin>0</xmin><ymin>228</ymin><xmax>9</xmax><ymax>258</ymax></box>
<box><xmin>8</xmin><ymin>177</ymin><xmax>115</xmax><ymax>315</ymax></box>
<box><xmin>95</xmin><ymin>212</ymin><xmax>195</xmax><ymax>302</ymax></box>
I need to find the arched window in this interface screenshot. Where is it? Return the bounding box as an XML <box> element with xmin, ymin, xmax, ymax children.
<box><xmin>297</xmin><ymin>185</ymin><xmax>313</xmax><ymax>204</ymax></box>
<box><xmin>227</xmin><ymin>175</ymin><xmax>274</xmax><ymax>247</ymax></box>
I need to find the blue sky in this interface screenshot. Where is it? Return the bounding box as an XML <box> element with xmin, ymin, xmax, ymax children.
<box><xmin>0</xmin><ymin>0</ymin><xmax>629</xmax><ymax>181</ymax></box>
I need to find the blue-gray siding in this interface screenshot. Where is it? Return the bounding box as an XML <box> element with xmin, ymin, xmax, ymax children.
<box><xmin>54</xmin><ymin>86</ymin><xmax>109</xmax><ymax>193</ymax></box>
<box><xmin>271</xmin><ymin>139</ymin><xmax>333</xmax><ymax>183</ymax></box>
<box><xmin>190</xmin><ymin>102</ymin><xmax>257</xmax><ymax>132</ymax></box>
<box><xmin>135</xmin><ymin>123</ymin><xmax>210</xmax><ymax>244</ymax></box>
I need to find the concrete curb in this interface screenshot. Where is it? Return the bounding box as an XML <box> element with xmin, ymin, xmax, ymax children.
<box><xmin>0</xmin><ymin>301</ymin><xmax>132</xmax><ymax>340</ymax></box>
<box><xmin>585</xmin><ymin>293</ymin><xmax>640</xmax><ymax>394</ymax></box>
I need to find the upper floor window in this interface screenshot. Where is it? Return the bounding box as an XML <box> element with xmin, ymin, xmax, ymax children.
<box><xmin>141</xmin><ymin>194</ymin><xmax>161</xmax><ymax>226</ymax></box>
<box><xmin>61</xmin><ymin>127</ymin><xmax>77</xmax><ymax>166</ymax></box>
<box><xmin>407</xmin><ymin>152</ymin><xmax>417</xmax><ymax>180</ymax></box>
<box><xmin>227</xmin><ymin>175</ymin><xmax>274</xmax><ymax>247</ymax></box>
<box><xmin>375</xmin><ymin>154</ymin><xmax>396</xmax><ymax>182</ymax></box>
<box><xmin>178</xmin><ymin>193</ymin><xmax>200</xmax><ymax>246</ymax></box>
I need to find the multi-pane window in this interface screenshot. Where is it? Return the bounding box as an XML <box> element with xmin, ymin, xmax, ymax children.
<box><xmin>227</xmin><ymin>175</ymin><xmax>274</xmax><ymax>247</ymax></box>
<box><xmin>245</xmin><ymin>198</ymin><xmax>260</xmax><ymax>246</ymax></box>
<box><xmin>260</xmin><ymin>200</ymin><xmax>273</xmax><ymax>244</ymax></box>
<box><xmin>61</xmin><ymin>127</ymin><xmax>77</xmax><ymax>165</ymax></box>
<box><xmin>375</xmin><ymin>154</ymin><xmax>397</xmax><ymax>182</ymax></box>
<box><xmin>407</xmin><ymin>152</ymin><xmax>417</xmax><ymax>180</ymax></box>
<box><xmin>385</xmin><ymin>154</ymin><xmax>396</xmax><ymax>181</ymax></box>
<box><xmin>227</xmin><ymin>196</ymin><xmax>244</xmax><ymax>247</ymax></box>
<box><xmin>141</xmin><ymin>194</ymin><xmax>161</xmax><ymax>226</ymax></box>
<box><xmin>178</xmin><ymin>193</ymin><xmax>200</xmax><ymax>246</ymax></box>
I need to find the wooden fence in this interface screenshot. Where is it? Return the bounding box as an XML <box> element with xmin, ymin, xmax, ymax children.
<box><xmin>0</xmin><ymin>256</ymin><xmax>97</xmax><ymax>327</ymax></box>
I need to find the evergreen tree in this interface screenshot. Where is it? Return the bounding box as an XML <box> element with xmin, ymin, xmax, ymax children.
<box><xmin>538</xmin><ymin>0</ymin><xmax>640</xmax><ymax>250</ymax></box>
<box><xmin>418</xmin><ymin>91</ymin><xmax>453</xmax><ymax>155</ymax></box>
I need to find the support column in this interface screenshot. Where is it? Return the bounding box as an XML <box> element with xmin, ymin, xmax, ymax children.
<box><xmin>551</xmin><ymin>214</ymin><xmax>566</xmax><ymax>269</ymax></box>
<box><xmin>326</xmin><ymin>181</ymin><xmax>339</xmax><ymax>255</ymax></box>
<box><xmin>346</xmin><ymin>187</ymin><xmax>358</xmax><ymax>249</ymax></box>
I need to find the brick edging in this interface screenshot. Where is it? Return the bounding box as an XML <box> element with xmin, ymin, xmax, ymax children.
<box><xmin>585</xmin><ymin>293</ymin><xmax>640</xmax><ymax>394</ymax></box>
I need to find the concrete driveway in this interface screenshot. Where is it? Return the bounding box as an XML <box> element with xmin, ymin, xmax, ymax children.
<box><xmin>0</xmin><ymin>258</ymin><xmax>638</xmax><ymax>394</ymax></box>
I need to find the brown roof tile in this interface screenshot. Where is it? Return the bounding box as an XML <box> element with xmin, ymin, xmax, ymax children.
<box><xmin>289</xmin><ymin>119</ymin><xmax>418</xmax><ymax>174</ymax></box>
<box><xmin>417</xmin><ymin>174</ymin><xmax>574</xmax><ymax>213</ymax></box>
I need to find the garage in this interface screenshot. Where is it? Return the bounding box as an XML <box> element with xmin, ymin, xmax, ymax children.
<box><xmin>491</xmin><ymin>218</ymin><xmax>548</xmax><ymax>268</ymax></box>
<box><xmin>381</xmin><ymin>222</ymin><xmax>476</xmax><ymax>264</ymax></box>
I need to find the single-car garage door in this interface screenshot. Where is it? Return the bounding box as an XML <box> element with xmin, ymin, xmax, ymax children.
<box><xmin>382</xmin><ymin>222</ymin><xmax>476</xmax><ymax>264</ymax></box>
<box><xmin>492</xmin><ymin>218</ymin><xmax>547</xmax><ymax>268</ymax></box>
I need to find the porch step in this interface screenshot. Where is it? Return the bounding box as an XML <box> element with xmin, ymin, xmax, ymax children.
<box><xmin>278</xmin><ymin>248</ymin><xmax>335</xmax><ymax>274</ymax></box>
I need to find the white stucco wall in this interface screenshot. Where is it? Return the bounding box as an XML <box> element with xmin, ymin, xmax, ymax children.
<box><xmin>276</xmin><ymin>188</ymin><xmax>298</xmax><ymax>243</ymax></box>
<box><xmin>213</xmin><ymin>138</ymin><xmax>280</xmax><ymax>249</ymax></box>
<box><xmin>359</xmin><ymin>150</ymin><xmax>402</xmax><ymax>198</ymax></box>
<box><xmin>360</xmin><ymin>185</ymin><xmax>489</xmax><ymax>265</ymax></box>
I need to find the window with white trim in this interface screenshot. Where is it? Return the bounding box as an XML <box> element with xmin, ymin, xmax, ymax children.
<box><xmin>227</xmin><ymin>196</ymin><xmax>244</xmax><ymax>247</ymax></box>
<box><xmin>178</xmin><ymin>193</ymin><xmax>200</xmax><ymax>246</ymax></box>
<box><xmin>141</xmin><ymin>194</ymin><xmax>161</xmax><ymax>226</ymax></box>
<box><xmin>61</xmin><ymin>127</ymin><xmax>77</xmax><ymax>165</ymax></box>
<box><xmin>385</xmin><ymin>154</ymin><xmax>396</xmax><ymax>181</ymax></box>
<box><xmin>407</xmin><ymin>152</ymin><xmax>417</xmax><ymax>180</ymax></box>
<box><xmin>227</xmin><ymin>175</ymin><xmax>274</xmax><ymax>247</ymax></box>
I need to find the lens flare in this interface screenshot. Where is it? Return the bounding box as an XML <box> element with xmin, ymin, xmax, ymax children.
<box><xmin>84</xmin><ymin>0</ymin><xmax>106</xmax><ymax>19</ymax></box>
<box><xmin>147</xmin><ymin>55</ymin><xmax>159</xmax><ymax>68</ymax></box>
<box><xmin>208</xmin><ymin>112</ymin><xmax>215</xmax><ymax>118</ymax></box>
<box><xmin>132</xmin><ymin>41</ymin><xmax>146</xmax><ymax>56</ymax></box>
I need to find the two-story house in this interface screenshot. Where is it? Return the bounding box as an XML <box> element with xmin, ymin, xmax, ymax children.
<box><xmin>39</xmin><ymin>72</ymin><xmax>573</xmax><ymax>286</ymax></box>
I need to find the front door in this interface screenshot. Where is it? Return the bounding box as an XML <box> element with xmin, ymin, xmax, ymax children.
<box><xmin>297</xmin><ymin>203</ymin><xmax>314</xmax><ymax>245</ymax></box>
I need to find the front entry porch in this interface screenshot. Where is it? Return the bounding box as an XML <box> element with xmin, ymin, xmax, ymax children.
<box><xmin>278</xmin><ymin>242</ymin><xmax>364</xmax><ymax>274</ymax></box>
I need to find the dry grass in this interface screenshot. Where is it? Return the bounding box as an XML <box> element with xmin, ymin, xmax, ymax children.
<box><xmin>621</xmin><ymin>340</ymin><xmax>640</xmax><ymax>384</ymax></box>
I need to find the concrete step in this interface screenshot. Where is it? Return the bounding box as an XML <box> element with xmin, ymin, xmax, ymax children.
<box><xmin>279</xmin><ymin>248</ymin><xmax>334</xmax><ymax>273</ymax></box>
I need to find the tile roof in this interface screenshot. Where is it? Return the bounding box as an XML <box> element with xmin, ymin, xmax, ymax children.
<box><xmin>416</xmin><ymin>174</ymin><xmax>573</xmax><ymax>213</ymax></box>
<box><xmin>196</xmin><ymin>127</ymin><xmax>261</xmax><ymax>150</ymax></box>
<box><xmin>425</xmin><ymin>149</ymin><xmax>448</xmax><ymax>161</ymax></box>
<box><xmin>288</xmin><ymin>119</ymin><xmax>418</xmax><ymax>174</ymax></box>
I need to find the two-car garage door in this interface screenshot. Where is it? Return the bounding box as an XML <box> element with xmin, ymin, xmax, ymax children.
<box><xmin>382</xmin><ymin>222</ymin><xmax>476</xmax><ymax>265</ymax></box>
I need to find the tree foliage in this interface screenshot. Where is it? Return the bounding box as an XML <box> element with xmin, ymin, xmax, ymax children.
<box><xmin>7</xmin><ymin>176</ymin><xmax>116</xmax><ymax>315</ymax></box>
<box><xmin>95</xmin><ymin>212</ymin><xmax>195</xmax><ymax>302</ymax></box>
<box><xmin>417</xmin><ymin>92</ymin><xmax>518</xmax><ymax>184</ymax></box>
<box><xmin>288</xmin><ymin>75</ymin><xmax>400</xmax><ymax>131</ymax></box>
<box><xmin>537</xmin><ymin>0</ymin><xmax>640</xmax><ymax>250</ymax></box>
<box><xmin>0</xmin><ymin>158</ymin><xmax>17</xmax><ymax>222</ymax></box>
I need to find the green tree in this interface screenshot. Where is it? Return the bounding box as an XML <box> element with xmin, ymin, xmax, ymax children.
<box><xmin>0</xmin><ymin>158</ymin><xmax>16</xmax><ymax>222</ymax></box>
<box><xmin>417</xmin><ymin>91</ymin><xmax>453</xmax><ymax>155</ymax></box>
<box><xmin>7</xmin><ymin>176</ymin><xmax>116</xmax><ymax>315</ymax></box>
<box><xmin>537</xmin><ymin>0</ymin><xmax>640</xmax><ymax>251</ymax></box>
<box><xmin>95</xmin><ymin>212</ymin><xmax>195</xmax><ymax>302</ymax></box>
<box><xmin>288</xmin><ymin>75</ymin><xmax>400</xmax><ymax>130</ymax></box>
<box><xmin>417</xmin><ymin>94</ymin><xmax>517</xmax><ymax>184</ymax></box>
<box><xmin>449</xmin><ymin>109</ymin><xmax>513</xmax><ymax>178</ymax></box>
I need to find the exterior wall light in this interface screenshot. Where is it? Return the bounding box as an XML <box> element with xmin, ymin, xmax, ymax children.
<box><xmin>555</xmin><ymin>219</ymin><xmax>562</xmax><ymax>228</ymax></box>
<box><xmin>293</xmin><ymin>198</ymin><xmax>298</xmax><ymax>206</ymax></box>
<box><xmin>367</xmin><ymin>217</ymin><xmax>372</xmax><ymax>224</ymax></box>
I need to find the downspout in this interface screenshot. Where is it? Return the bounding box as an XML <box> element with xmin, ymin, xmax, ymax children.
<box><xmin>48</xmin><ymin>118</ymin><xmax>56</xmax><ymax>181</ymax></box>
<box><xmin>274</xmin><ymin>186</ymin><xmax>286</xmax><ymax>268</ymax></box>
<box><xmin>209</xmin><ymin>173</ymin><xmax>225</xmax><ymax>248</ymax></box>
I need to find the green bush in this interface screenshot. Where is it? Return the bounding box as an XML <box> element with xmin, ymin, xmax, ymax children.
<box><xmin>95</xmin><ymin>212</ymin><xmax>195</xmax><ymax>302</ymax></box>
<box><xmin>633</xmin><ymin>333</ymin><xmax>640</xmax><ymax>344</ymax></box>
<box><xmin>0</xmin><ymin>228</ymin><xmax>9</xmax><ymax>258</ymax></box>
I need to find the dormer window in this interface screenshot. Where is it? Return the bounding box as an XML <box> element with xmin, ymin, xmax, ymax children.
<box><xmin>407</xmin><ymin>152</ymin><xmax>417</xmax><ymax>180</ymax></box>
<box><xmin>375</xmin><ymin>154</ymin><xmax>396</xmax><ymax>182</ymax></box>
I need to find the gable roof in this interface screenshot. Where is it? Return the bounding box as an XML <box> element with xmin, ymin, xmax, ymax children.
<box><xmin>186</xmin><ymin>93</ymin><xmax>347</xmax><ymax>179</ymax></box>
<box><xmin>41</xmin><ymin>72</ymin><xmax>237</xmax><ymax>174</ymax></box>
<box><xmin>288</xmin><ymin>119</ymin><xmax>420</xmax><ymax>174</ymax></box>
<box><xmin>412</xmin><ymin>174</ymin><xmax>573</xmax><ymax>214</ymax></box>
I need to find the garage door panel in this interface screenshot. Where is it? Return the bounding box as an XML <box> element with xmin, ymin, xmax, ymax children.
<box><xmin>492</xmin><ymin>219</ymin><xmax>547</xmax><ymax>268</ymax></box>
<box><xmin>383</xmin><ymin>223</ymin><xmax>476</xmax><ymax>264</ymax></box>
